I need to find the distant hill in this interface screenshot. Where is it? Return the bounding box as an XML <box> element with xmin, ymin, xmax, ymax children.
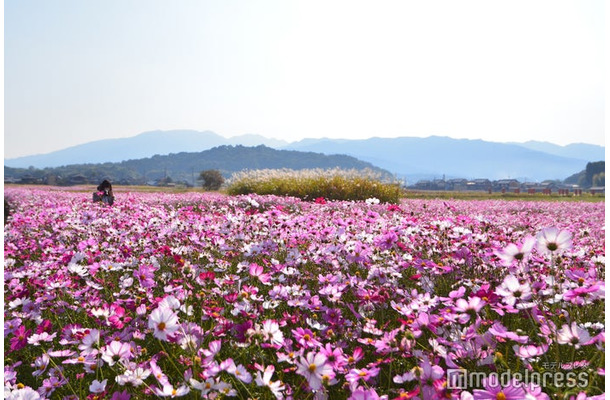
<box><xmin>4</xmin><ymin>130</ymin><xmax>604</xmax><ymax>182</ymax></box>
<box><xmin>4</xmin><ymin>145</ymin><xmax>392</xmax><ymax>186</ymax></box>
<box><xmin>510</xmin><ymin>140</ymin><xmax>605</xmax><ymax>161</ymax></box>
<box><xmin>4</xmin><ymin>130</ymin><xmax>289</xmax><ymax>168</ymax></box>
<box><xmin>285</xmin><ymin>136</ymin><xmax>601</xmax><ymax>182</ymax></box>
<box><xmin>564</xmin><ymin>161</ymin><xmax>605</xmax><ymax>188</ymax></box>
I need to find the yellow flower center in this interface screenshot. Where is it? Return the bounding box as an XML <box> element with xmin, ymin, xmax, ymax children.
<box><xmin>496</xmin><ymin>393</ymin><xmax>506</xmax><ymax>400</ymax></box>
<box><xmin>308</xmin><ymin>363</ymin><xmax>317</xmax><ymax>372</ymax></box>
<box><xmin>158</xmin><ymin>322</ymin><xmax>166</xmax><ymax>331</ymax></box>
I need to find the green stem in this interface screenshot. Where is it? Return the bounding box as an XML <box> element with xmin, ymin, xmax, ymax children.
<box><xmin>157</xmin><ymin>339</ymin><xmax>184</xmax><ymax>379</ymax></box>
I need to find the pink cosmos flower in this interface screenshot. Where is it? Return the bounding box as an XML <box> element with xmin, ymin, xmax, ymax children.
<box><xmin>556</xmin><ymin>322</ymin><xmax>592</xmax><ymax>348</ymax></box>
<box><xmin>148</xmin><ymin>307</ymin><xmax>180</xmax><ymax>341</ymax></box>
<box><xmin>31</xmin><ymin>353</ymin><xmax>50</xmax><ymax>377</ymax></box>
<box><xmin>495</xmin><ymin>236</ymin><xmax>536</xmax><ymax>266</ymax></box>
<box><xmin>110</xmin><ymin>390</ymin><xmax>132</xmax><ymax>400</ymax></box>
<box><xmin>89</xmin><ymin>379</ymin><xmax>108</xmax><ymax>394</ymax></box>
<box><xmin>201</xmin><ymin>340</ymin><xmax>222</xmax><ymax>363</ymax></box>
<box><xmin>295</xmin><ymin>351</ymin><xmax>333</xmax><ymax>390</ymax></box>
<box><xmin>536</xmin><ymin>227</ymin><xmax>572</xmax><ymax>254</ymax></box>
<box><xmin>346</xmin><ymin>366</ymin><xmax>381</xmax><ymax>385</ymax></box>
<box><xmin>9</xmin><ymin>325</ymin><xmax>31</xmax><ymax>352</ymax></box>
<box><xmin>154</xmin><ymin>384</ymin><xmax>190</xmax><ymax>397</ymax></box>
<box><xmin>261</xmin><ymin>319</ymin><xmax>284</xmax><ymax>347</ymax></box>
<box><xmin>374</xmin><ymin>231</ymin><xmax>398</xmax><ymax>250</ymax></box>
<box><xmin>135</xmin><ymin>264</ymin><xmax>157</xmax><ymax>288</ymax></box>
<box><xmin>472</xmin><ymin>375</ymin><xmax>525</xmax><ymax>399</ymax></box>
<box><xmin>513</xmin><ymin>343</ymin><xmax>549</xmax><ymax>359</ymax></box>
<box><xmin>349</xmin><ymin>388</ymin><xmax>381</xmax><ymax>400</ymax></box>
<box><xmin>108</xmin><ymin>304</ymin><xmax>132</xmax><ymax>329</ymax></box>
<box><xmin>27</xmin><ymin>331</ymin><xmax>57</xmax><ymax>346</ymax></box>
<box><xmin>116</xmin><ymin>365</ymin><xmax>151</xmax><ymax>386</ymax></box>
<box><xmin>496</xmin><ymin>274</ymin><xmax>532</xmax><ymax>306</ymax></box>
<box><xmin>101</xmin><ymin>340</ymin><xmax>133</xmax><ymax>366</ymax></box>
<box><xmin>4</xmin><ymin>318</ymin><xmax>22</xmax><ymax>337</ymax></box>
<box><xmin>454</xmin><ymin>296</ymin><xmax>486</xmax><ymax>322</ymax></box>
<box><xmin>292</xmin><ymin>327</ymin><xmax>321</xmax><ymax>348</ymax></box>
<box><xmin>563</xmin><ymin>285</ymin><xmax>600</xmax><ymax>305</ymax></box>
<box><xmin>150</xmin><ymin>358</ymin><xmax>170</xmax><ymax>387</ymax></box>
<box><xmin>319</xmin><ymin>342</ymin><xmax>347</xmax><ymax>370</ymax></box>
<box><xmin>488</xmin><ymin>322</ymin><xmax>529</xmax><ymax>343</ymax></box>
<box><xmin>255</xmin><ymin>365</ymin><xmax>285</xmax><ymax>399</ymax></box>
<box><xmin>35</xmin><ymin>319</ymin><xmax>53</xmax><ymax>334</ymax></box>
<box><xmin>249</xmin><ymin>263</ymin><xmax>271</xmax><ymax>284</ymax></box>
<box><xmin>523</xmin><ymin>382</ymin><xmax>550</xmax><ymax>400</ymax></box>
<box><xmin>78</xmin><ymin>329</ymin><xmax>101</xmax><ymax>355</ymax></box>
<box><xmin>224</xmin><ymin>359</ymin><xmax>253</xmax><ymax>383</ymax></box>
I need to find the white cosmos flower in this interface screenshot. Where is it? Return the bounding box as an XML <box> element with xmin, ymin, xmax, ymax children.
<box><xmin>295</xmin><ymin>352</ymin><xmax>332</xmax><ymax>390</ymax></box>
<box><xmin>148</xmin><ymin>307</ymin><xmax>180</xmax><ymax>341</ymax></box>
<box><xmin>536</xmin><ymin>227</ymin><xmax>572</xmax><ymax>254</ymax></box>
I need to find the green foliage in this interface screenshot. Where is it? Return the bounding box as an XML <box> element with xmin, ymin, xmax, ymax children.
<box><xmin>157</xmin><ymin>176</ymin><xmax>174</xmax><ymax>186</ymax></box>
<box><xmin>585</xmin><ymin>161</ymin><xmax>605</xmax><ymax>187</ymax></box>
<box><xmin>4</xmin><ymin>198</ymin><xmax>11</xmax><ymax>224</ymax></box>
<box><xmin>226</xmin><ymin>168</ymin><xmax>403</xmax><ymax>203</ymax></box>
<box><xmin>199</xmin><ymin>169</ymin><xmax>225</xmax><ymax>190</ymax></box>
<box><xmin>592</xmin><ymin>172</ymin><xmax>605</xmax><ymax>187</ymax></box>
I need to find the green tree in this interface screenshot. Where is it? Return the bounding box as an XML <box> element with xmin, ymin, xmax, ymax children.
<box><xmin>585</xmin><ymin>161</ymin><xmax>604</xmax><ymax>187</ymax></box>
<box><xmin>592</xmin><ymin>172</ymin><xmax>605</xmax><ymax>187</ymax></box>
<box><xmin>199</xmin><ymin>169</ymin><xmax>225</xmax><ymax>191</ymax></box>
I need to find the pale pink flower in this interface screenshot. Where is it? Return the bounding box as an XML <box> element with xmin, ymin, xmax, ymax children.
<box><xmin>89</xmin><ymin>379</ymin><xmax>107</xmax><ymax>394</ymax></box>
<box><xmin>473</xmin><ymin>375</ymin><xmax>525</xmax><ymax>399</ymax></box>
<box><xmin>154</xmin><ymin>384</ymin><xmax>190</xmax><ymax>397</ymax></box>
<box><xmin>148</xmin><ymin>307</ymin><xmax>180</xmax><ymax>341</ymax></box>
<box><xmin>556</xmin><ymin>322</ymin><xmax>591</xmax><ymax>348</ymax></box>
<box><xmin>255</xmin><ymin>365</ymin><xmax>285</xmax><ymax>399</ymax></box>
<box><xmin>536</xmin><ymin>227</ymin><xmax>572</xmax><ymax>254</ymax></box>
<box><xmin>496</xmin><ymin>275</ymin><xmax>531</xmax><ymax>306</ymax></box>
<box><xmin>5</xmin><ymin>386</ymin><xmax>41</xmax><ymax>400</ymax></box>
<box><xmin>225</xmin><ymin>359</ymin><xmax>252</xmax><ymax>383</ymax></box>
<box><xmin>295</xmin><ymin>351</ymin><xmax>333</xmax><ymax>390</ymax></box>
<box><xmin>262</xmin><ymin>320</ymin><xmax>284</xmax><ymax>346</ymax></box>
<box><xmin>101</xmin><ymin>340</ymin><xmax>132</xmax><ymax>366</ymax></box>
<box><xmin>79</xmin><ymin>329</ymin><xmax>101</xmax><ymax>355</ymax></box>
<box><xmin>495</xmin><ymin>236</ymin><xmax>536</xmax><ymax>266</ymax></box>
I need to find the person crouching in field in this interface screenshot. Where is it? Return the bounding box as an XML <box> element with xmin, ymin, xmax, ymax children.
<box><xmin>93</xmin><ymin>180</ymin><xmax>114</xmax><ymax>205</ymax></box>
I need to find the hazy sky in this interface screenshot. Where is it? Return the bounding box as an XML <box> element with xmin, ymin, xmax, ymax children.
<box><xmin>4</xmin><ymin>0</ymin><xmax>605</xmax><ymax>159</ymax></box>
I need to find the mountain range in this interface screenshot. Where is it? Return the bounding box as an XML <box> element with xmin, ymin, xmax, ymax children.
<box><xmin>4</xmin><ymin>145</ymin><xmax>391</xmax><ymax>186</ymax></box>
<box><xmin>5</xmin><ymin>130</ymin><xmax>288</xmax><ymax>168</ymax></box>
<box><xmin>4</xmin><ymin>130</ymin><xmax>605</xmax><ymax>182</ymax></box>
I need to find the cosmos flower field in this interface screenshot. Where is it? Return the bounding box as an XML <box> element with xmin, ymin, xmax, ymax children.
<box><xmin>3</xmin><ymin>188</ymin><xmax>605</xmax><ymax>399</ymax></box>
